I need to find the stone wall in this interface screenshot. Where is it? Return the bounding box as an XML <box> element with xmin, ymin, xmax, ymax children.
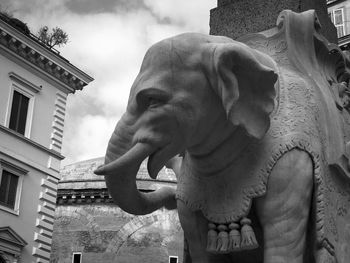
<box><xmin>51</xmin><ymin>157</ymin><xmax>182</xmax><ymax>262</ymax></box>
<box><xmin>51</xmin><ymin>204</ymin><xmax>183</xmax><ymax>263</ymax></box>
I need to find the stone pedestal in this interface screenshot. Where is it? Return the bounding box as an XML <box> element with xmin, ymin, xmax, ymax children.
<box><xmin>209</xmin><ymin>0</ymin><xmax>337</xmax><ymax>43</ymax></box>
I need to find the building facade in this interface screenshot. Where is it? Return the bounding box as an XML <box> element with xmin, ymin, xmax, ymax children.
<box><xmin>51</xmin><ymin>158</ymin><xmax>183</xmax><ymax>263</ymax></box>
<box><xmin>0</xmin><ymin>15</ymin><xmax>93</xmax><ymax>263</ymax></box>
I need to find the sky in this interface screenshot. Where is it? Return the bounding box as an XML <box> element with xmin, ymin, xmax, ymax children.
<box><xmin>0</xmin><ymin>0</ymin><xmax>217</xmax><ymax>166</ymax></box>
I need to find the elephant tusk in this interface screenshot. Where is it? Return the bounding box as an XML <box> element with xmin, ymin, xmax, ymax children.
<box><xmin>94</xmin><ymin>142</ymin><xmax>154</xmax><ymax>176</ymax></box>
<box><xmin>94</xmin><ymin>141</ymin><xmax>176</xmax><ymax>214</ymax></box>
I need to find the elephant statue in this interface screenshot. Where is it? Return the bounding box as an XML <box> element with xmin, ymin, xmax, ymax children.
<box><xmin>95</xmin><ymin>10</ymin><xmax>350</xmax><ymax>263</ymax></box>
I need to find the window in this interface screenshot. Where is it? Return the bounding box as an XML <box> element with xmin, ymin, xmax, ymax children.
<box><xmin>169</xmin><ymin>256</ymin><xmax>178</xmax><ymax>263</ymax></box>
<box><xmin>6</xmin><ymin>72</ymin><xmax>38</xmax><ymax>138</ymax></box>
<box><xmin>329</xmin><ymin>8</ymin><xmax>346</xmax><ymax>38</ymax></box>
<box><xmin>0</xmin><ymin>170</ymin><xmax>19</xmax><ymax>209</ymax></box>
<box><xmin>9</xmin><ymin>90</ymin><xmax>29</xmax><ymax>135</ymax></box>
<box><xmin>0</xmin><ymin>160</ymin><xmax>26</xmax><ymax>215</ymax></box>
<box><xmin>72</xmin><ymin>253</ymin><xmax>82</xmax><ymax>263</ymax></box>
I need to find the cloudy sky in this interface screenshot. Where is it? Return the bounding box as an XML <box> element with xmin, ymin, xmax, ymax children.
<box><xmin>1</xmin><ymin>0</ymin><xmax>217</xmax><ymax>166</ymax></box>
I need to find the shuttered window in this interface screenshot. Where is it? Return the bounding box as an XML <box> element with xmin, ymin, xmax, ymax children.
<box><xmin>329</xmin><ymin>8</ymin><xmax>346</xmax><ymax>38</ymax></box>
<box><xmin>0</xmin><ymin>170</ymin><xmax>19</xmax><ymax>209</ymax></box>
<box><xmin>9</xmin><ymin>90</ymin><xmax>29</xmax><ymax>135</ymax></box>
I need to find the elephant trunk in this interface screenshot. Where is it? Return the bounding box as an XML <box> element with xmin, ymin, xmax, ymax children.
<box><xmin>94</xmin><ymin>120</ymin><xmax>176</xmax><ymax>215</ymax></box>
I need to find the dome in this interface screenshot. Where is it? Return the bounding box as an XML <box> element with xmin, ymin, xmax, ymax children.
<box><xmin>59</xmin><ymin>157</ymin><xmax>177</xmax><ymax>191</ymax></box>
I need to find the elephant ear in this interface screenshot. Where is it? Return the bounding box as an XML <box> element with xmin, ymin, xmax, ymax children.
<box><xmin>210</xmin><ymin>42</ymin><xmax>277</xmax><ymax>139</ymax></box>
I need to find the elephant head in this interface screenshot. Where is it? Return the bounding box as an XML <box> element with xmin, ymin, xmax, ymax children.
<box><xmin>94</xmin><ymin>33</ymin><xmax>277</xmax><ymax>215</ymax></box>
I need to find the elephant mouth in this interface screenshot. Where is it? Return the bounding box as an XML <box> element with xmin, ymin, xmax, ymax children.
<box><xmin>147</xmin><ymin>143</ymin><xmax>176</xmax><ymax>179</ymax></box>
<box><xmin>148</xmin><ymin>150</ymin><xmax>159</xmax><ymax>179</ymax></box>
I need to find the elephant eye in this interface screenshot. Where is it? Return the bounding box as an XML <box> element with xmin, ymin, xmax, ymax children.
<box><xmin>136</xmin><ymin>88</ymin><xmax>169</xmax><ymax>110</ymax></box>
<box><xmin>147</xmin><ymin>97</ymin><xmax>163</xmax><ymax>108</ymax></box>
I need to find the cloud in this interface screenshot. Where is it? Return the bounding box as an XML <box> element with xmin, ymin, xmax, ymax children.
<box><xmin>62</xmin><ymin>114</ymin><xmax>116</xmax><ymax>162</ymax></box>
<box><xmin>65</xmin><ymin>0</ymin><xmax>148</xmax><ymax>15</ymax></box>
<box><xmin>144</xmin><ymin>0</ymin><xmax>215</xmax><ymax>32</ymax></box>
<box><xmin>2</xmin><ymin>0</ymin><xmax>217</xmax><ymax>166</ymax></box>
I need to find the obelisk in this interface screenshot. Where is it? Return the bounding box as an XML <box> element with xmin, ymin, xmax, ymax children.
<box><xmin>209</xmin><ymin>0</ymin><xmax>337</xmax><ymax>43</ymax></box>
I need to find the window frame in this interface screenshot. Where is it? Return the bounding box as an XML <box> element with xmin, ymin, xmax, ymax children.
<box><xmin>0</xmin><ymin>160</ymin><xmax>27</xmax><ymax>216</ymax></box>
<box><xmin>5</xmin><ymin>82</ymin><xmax>35</xmax><ymax>138</ymax></box>
<box><xmin>329</xmin><ymin>7</ymin><xmax>346</xmax><ymax>38</ymax></box>
<box><xmin>72</xmin><ymin>252</ymin><xmax>82</xmax><ymax>263</ymax></box>
<box><xmin>169</xmin><ymin>256</ymin><xmax>178</xmax><ymax>263</ymax></box>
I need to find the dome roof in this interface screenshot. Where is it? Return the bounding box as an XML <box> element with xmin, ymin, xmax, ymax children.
<box><xmin>60</xmin><ymin>157</ymin><xmax>104</xmax><ymax>181</ymax></box>
<box><xmin>59</xmin><ymin>157</ymin><xmax>177</xmax><ymax>190</ymax></box>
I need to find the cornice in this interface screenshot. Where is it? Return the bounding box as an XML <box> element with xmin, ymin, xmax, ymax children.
<box><xmin>327</xmin><ymin>0</ymin><xmax>346</xmax><ymax>7</ymax></box>
<box><xmin>57</xmin><ymin>188</ymin><xmax>114</xmax><ymax>205</ymax></box>
<box><xmin>8</xmin><ymin>71</ymin><xmax>42</xmax><ymax>93</ymax></box>
<box><xmin>56</xmin><ymin>187</ymin><xmax>160</xmax><ymax>205</ymax></box>
<box><xmin>0</xmin><ymin>19</ymin><xmax>93</xmax><ymax>93</ymax></box>
<box><xmin>0</xmin><ymin>158</ymin><xmax>29</xmax><ymax>174</ymax></box>
<box><xmin>339</xmin><ymin>34</ymin><xmax>350</xmax><ymax>48</ymax></box>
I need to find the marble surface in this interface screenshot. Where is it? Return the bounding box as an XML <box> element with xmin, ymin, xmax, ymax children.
<box><xmin>209</xmin><ymin>0</ymin><xmax>337</xmax><ymax>43</ymax></box>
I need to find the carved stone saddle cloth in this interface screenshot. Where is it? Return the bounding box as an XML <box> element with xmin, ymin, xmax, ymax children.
<box><xmin>176</xmin><ymin>64</ymin><xmax>321</xmax><ymax>224</ymax></box>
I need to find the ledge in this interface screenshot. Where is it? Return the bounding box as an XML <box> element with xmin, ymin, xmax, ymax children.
<box><xmin>57</xmin><ymin>188</ymin><xmax>112</xmax><ymax>205</ymax></box>
<box><xmin>0</xmin><ymin>158</ymin><xmax>29</xmax><ymax>174</ymax></box>
<box><xmin>327</xmin><ymin>0</ymin><xmax>343</xmax><ymax>7</ymax></box>
<box><xmin>338</xmin><ymin>34</ymin><xmax>350</xmax><ymax>48</ymax></box>
<box><xmin>8</xmin><ymin>71</ymin><xmax>42</xmax><ymax>93</ymax></box>
<box><xmin>0</xmin><ymin>124</ymin><xmax>64</xmax><ymax>160</ymax></box>
<box><xmin>56</xmin><ymin>188</ymin><xmax>156</xmax><ymax>205</ymax></box>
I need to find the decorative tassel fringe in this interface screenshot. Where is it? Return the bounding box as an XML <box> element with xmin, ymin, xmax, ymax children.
<box><xmin>206</xmin><ymin>217</ymin><xmax>259</xmax><ymax>254</ymax></box>
<box><xmin>228</xmin><ymin>222</ymin><xmax>241</xmax><ymax>251</ymax></box>
<box><xmin>240</xmin><ymin>218</ymin><xmax>259</xmax><ymax>250</ymax></box>
<box><xmin>216</xmin><ymin>225</ymin><xmax>229</xmax><ymax>253</ymax></box>
<box><xmin>207</xmin><ymin>223</ymin><xmax>218</xmax><ymax>252</ymax></box>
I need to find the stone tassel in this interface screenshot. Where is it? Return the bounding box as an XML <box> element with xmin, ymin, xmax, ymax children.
<box><xmin>240</xmin><ymin>218</ymin><xmax>259</xmax><ymax>250</ymax></box>
<box><xmin>216</xmin><ymin>225</ymin><xmax>229</xmax><ymax>253</ymax></box>
<box><xmin>207</xmin><ymin>223</ymin><xmax>218</xmax><ymax>252</ymax></box>
<box><xmin>228</xmin><ymin>222</ymin><xmax>241</xmax><ymax>251</ymax></box>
